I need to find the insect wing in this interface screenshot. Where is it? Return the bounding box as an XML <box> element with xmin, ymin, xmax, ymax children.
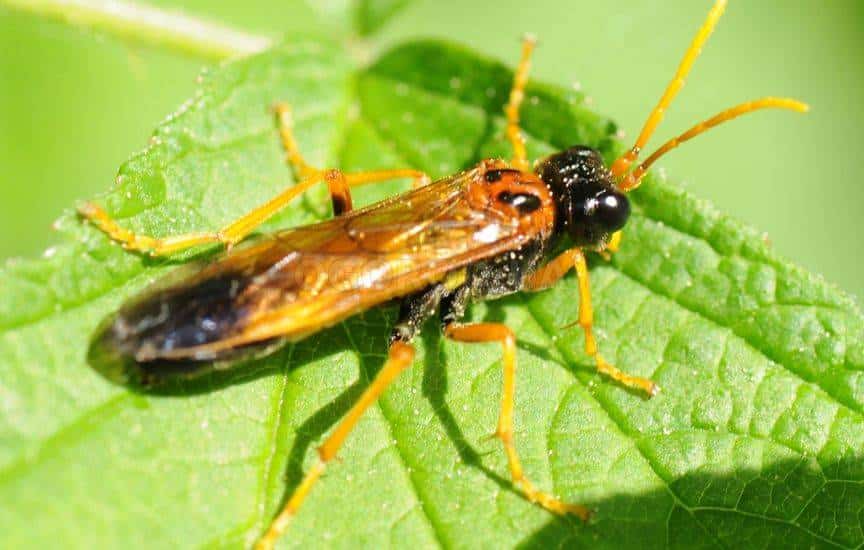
<box><xmin>95</xmin><ymin>169</ymin><xmax>546</xmax><ymax>370</ymax></box>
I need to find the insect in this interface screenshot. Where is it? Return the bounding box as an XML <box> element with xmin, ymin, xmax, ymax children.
<box><xmin>79</xmin><ymin>0</ymin><xmax>806</xmax><ymax>547</ymax></box>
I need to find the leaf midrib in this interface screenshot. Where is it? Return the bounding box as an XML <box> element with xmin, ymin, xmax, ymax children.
<box><xmin>342</xmin><ymin>323</ymin><xmax>448</xmax><ymax>548</ymax></box>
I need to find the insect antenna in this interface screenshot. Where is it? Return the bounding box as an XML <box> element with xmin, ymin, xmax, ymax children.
<box><xmin>608</xmin><ymin>0</ymin><xmax>809</xmax><ymax>192</ymax></box>
<box><xmin>617</xmin><ymin>98</ymin><xmax>808</xmax><ymax>191</ymax></box>
<box><xmin>609</xmin><ymin>0</ymin><xmax>728</xmax><ymax>180</ymax></box>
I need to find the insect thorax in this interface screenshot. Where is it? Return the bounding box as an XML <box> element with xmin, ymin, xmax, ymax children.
<box><xmin>390</xmin><ymin>237</ymin><xmax>548</xmax><ymax>344</ymax></box>
<box><xmin>464</xmin><ymin>237</ymin><xmax>547</xmax><ymax>300</ymax></box>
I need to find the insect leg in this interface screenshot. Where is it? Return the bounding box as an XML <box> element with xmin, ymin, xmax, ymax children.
<box><xmin>606</xmin><ymin>231</ymin><xmax>623</xmax><ymax>254</ymax></box>
<box><xmin>524</xmin><ymin>248</ymin><xmax>658</xmax><ymax>396</ymax></box>
<box><xmin>79</xmin><ymin>164</ymin><xmax>432</xmax><ymax>255</ymax></box>
<box><xmin>79</xmin><ymin>101</ymin><xmax>432</xmax><ymax>256</ymax></box>
<box><xmin>504</xmin><ymin>36</ymin><xmax>536</xmax><ymax>171</ymax></box>
<box><xmin>599</xmin><ymin>230</ymin><xmax>623</xmax><ymax>261</ymax></box>
<box><xmin>522</xmin><ymin>247</ymin><xmax>580</xmax><ymax>292</ymax></box>
<box><xmin>274</xmin><ymin>102</ymin><xmax>430</xmax><ymax>190</ymax></box>
<box><xmin>212</xmin><ymin>166</ymin><xmax>432</xmax><ymax>241</ymax></box>
<box><xmin>256</xmin><ymin>341</ymin><xmax>416</xmax><ymax>550</ymax></box>
<box><xmin>443</xmin><ymin>322</ymin><xmax>591</xmax><ymax>519</ymax></box>
<box><xmin>272</xmin><ymin>102</ymin><xmax>318</xmax><ymax>179</ymax></box>
<box><xmin>78</xmin><ymin>171</ymin><xmax>324</xmax><ymax>256</ymax></box>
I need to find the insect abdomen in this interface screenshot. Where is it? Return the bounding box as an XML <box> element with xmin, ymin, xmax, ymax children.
<box><xmin>88</xmin><ymin>270</ymin><xmax>279</xmax><ymax>385</ymax></box>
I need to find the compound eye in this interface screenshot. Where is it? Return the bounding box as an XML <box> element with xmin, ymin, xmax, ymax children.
<box><xmin>594</xmin><ymin>190</ymin><xmax>630</xmax><ymax>232</ymax></box>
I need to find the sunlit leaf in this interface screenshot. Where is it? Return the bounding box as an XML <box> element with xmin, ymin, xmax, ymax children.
<box><xmin>1</xmin><ymin>34</ymin><xmax>862</xmax><ymax>550</ymax></box>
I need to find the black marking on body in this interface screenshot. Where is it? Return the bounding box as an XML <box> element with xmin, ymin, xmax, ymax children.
<box><xmin>390</xmin><ymin>284</ymin><xmax>447</xmax><ymax>345</ymax></box>
<box><xmin>496</xmin><ymin>191</ymin><xmax>542</xmax><ymax>215</ymax></box>
<box><xmin>440</xmin><ymin>285</ymin><xmax>471</xmax><ymax>328</ymax></box>
<box><xmin>390</xmin><ymin>236</ymin><xmax>548</xmax><ymax>342</ymax></box>
<box><xmin>484</xmin><ymin>168</ymin><xmax>520</xmax><ymax>183</ymax></box>
<box><xmin>331</xmin><ymin>194</ymin><xmax>350</xmax><ymax>217</ymax></box>
<box><xmin>463</xmin><ymin>238</ymin><xmax>546</xmax><ymax>300</ymax></box>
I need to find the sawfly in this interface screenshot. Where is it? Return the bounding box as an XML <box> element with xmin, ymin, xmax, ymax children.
<box><xmin>79</xmin><ymin>1</ymin><xmax>806</xmax><ymax>547</ymax></box>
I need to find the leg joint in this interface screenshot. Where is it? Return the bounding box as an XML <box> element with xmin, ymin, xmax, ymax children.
<box><xmin>323</xmin><ymin>168</ymin><xmax>343</xmax><ymax>182</ymax></box>
<box><xmin>316</xmin><ymin>445</ymin><xmax>335</xmax><ymax>463</ymax></box>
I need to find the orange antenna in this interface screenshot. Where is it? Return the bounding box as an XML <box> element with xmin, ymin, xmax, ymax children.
<box><xmin>610</xmin><ymin>0</ymin><xmax>728</xmax><ymax>179</ymax></box>
<box><xmin>618</xmin><ymin>98</ymin><xmax>809</xmax><ymax>191</ymax></box>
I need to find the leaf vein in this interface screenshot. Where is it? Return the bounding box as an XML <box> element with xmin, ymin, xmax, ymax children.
<box><xmin>611</xmin><ymin>265</ymin><xmax>864</xmax><ymax>419</ymax></box>
<box><xmin>342</xmin><ymin>324</ymin><xmax>447</xmax><ymax>549</ymax></box>
<box><xmin>520</xmin><ymin>297</ymin><xmax>729</xmax><ymax>550</ymax></box>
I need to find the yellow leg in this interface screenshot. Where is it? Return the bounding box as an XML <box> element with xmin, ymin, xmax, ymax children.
<box><xmin>444</xmin><ymin>323</ymin><xmax>591</xmax><ymax>519</ymax></box>
<box><xmin>599</xmin><ymin>230</ymin><xmax>623</xmax><ymax>261</ymax></box>
<box><xmin>505</xmin><ymin>35</ymin><xmax>536</xmax><ymax>171</ymax></box>
<box><xmin>273</xmin><ymin>102</ymin><xmax>430</xmax><ymax>190</ymax></box>
<box><xmin>256</xmin><ymin>342</ymin><xmax>416</xmax><ymax>550</ymax></box>
<box><xmin>79</xmin><ymin>101</ymin><xmax>429</xmax><ymax>256</ymax></box>
<box><xmin>524</xmin><ymin>248</ymin><xmax>658</xmax><ymax>396</ymax></box>
<box><xmin>606</xmin><ymin>231</ymin><xmax>623</xmax><ymax>254</ymax></box>
<box><xmin>272</xmin><ymin>102</ymin><xmax>318</xmax><ymax>179</ymax></box>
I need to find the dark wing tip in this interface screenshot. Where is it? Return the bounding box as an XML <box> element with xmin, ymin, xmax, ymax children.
<box><xmin>87</xmin><ymin>301</ymin><xmax>288</xmax><ymax>390</ymax></box>
<box><xmin>86</xmin><ymin>313</ymin><xmax>216</xmax><ymax>388</ymax></box>
<box><xmin>87</xmin><ymin>314</ymin><xmax>152</xmax><ymax>388</ymax></box>
<box><xmin>84</xmin><ymin>268</ymin><xmax>243</xmax><ymax>388</ymax></box>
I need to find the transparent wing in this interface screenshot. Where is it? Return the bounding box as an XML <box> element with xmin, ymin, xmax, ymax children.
<box><xmin>97</xmin><ymin>168</ymin><xmax>549</xmax><ymax>363</ymax></box>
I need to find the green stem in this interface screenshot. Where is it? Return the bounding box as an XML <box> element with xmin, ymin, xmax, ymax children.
<box><xmin>0</xmin><ymin>0</ymin><xmax>273</xmax><ymax>60</ymax></box>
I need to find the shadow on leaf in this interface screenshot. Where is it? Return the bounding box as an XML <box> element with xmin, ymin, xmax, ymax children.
<box><xmin>517</xmin><ymin>455</ymin><xmax>863</xmax><ymax>549</ymax></box>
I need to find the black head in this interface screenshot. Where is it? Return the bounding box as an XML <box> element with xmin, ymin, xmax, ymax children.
<box><xmin>536</xmin><ymin>146</ymin><xmax>630</xmax><ymax>248</ymax></box>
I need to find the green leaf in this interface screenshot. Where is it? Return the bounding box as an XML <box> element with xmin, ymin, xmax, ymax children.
<box><xmin>2</xmin><ymin>36</ymin><xmax>863</xmax><ymax>550</ymax></box>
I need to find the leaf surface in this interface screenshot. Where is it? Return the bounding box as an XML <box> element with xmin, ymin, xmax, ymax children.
<box><xmin>1</xmin><ymin>34</ymin><xmax>862</xmax><ymax>550</ymax></box>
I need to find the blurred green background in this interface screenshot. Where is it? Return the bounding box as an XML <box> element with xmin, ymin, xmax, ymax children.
<box><xmin>1</xmin><ymin>0</ymin><xmax>862</xmax><ymax>300</ymax></box>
